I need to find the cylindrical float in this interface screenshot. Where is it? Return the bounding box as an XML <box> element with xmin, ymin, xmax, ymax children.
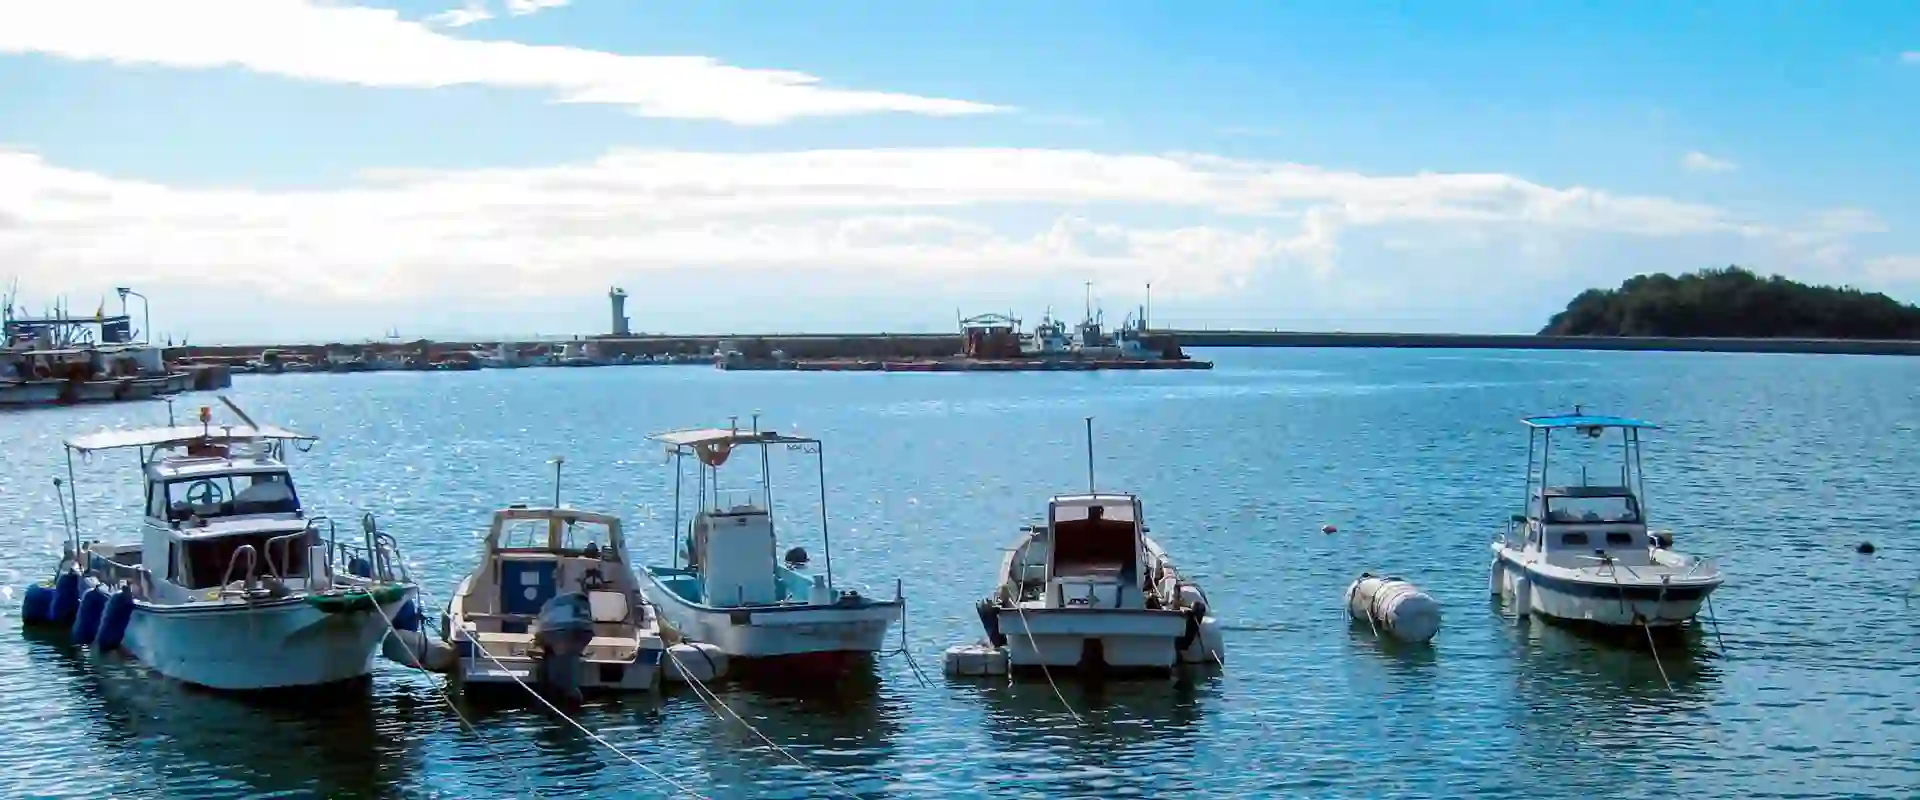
<box><xmin>664</xmin><ymin>642</ymin><xmax>729</xmax><ymax>683</ymax></box>
<box><xmin>22</xmin><ymin>582</ymin><xmax>56</xmax><ymax>625</ymax></box>
<box><xmin>71</xmin><ymin>583</ymin><xmax>111</xmax><ymax>644</ymax></box>
<box><xmin>51</xmin><ymin>570</ymin><xmax>82</xmax><ymax>623</ymax></box>
<box><xmin>1346</xmin><ymin>573</ymin><xmax>1442</xmax><ymax>644</ymax></box>
<box><xmin>94</xmin><ymin>586</ymin><xmax>135</xmax><ymax>651</ymax></box>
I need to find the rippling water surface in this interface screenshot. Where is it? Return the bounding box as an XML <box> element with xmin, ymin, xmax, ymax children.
<box><xmin>3</xmin><ymin>348</ymin><xmax>1917</xmax><ymax>799</ymax></box>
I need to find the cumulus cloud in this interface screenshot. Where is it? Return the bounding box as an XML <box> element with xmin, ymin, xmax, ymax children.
<box><xmin>0</xmin><ymin>0</ymin><xmax>1003</xmax><ymax>124</ymax></box>
<box><xmin>1681</xmin><ymin>151</ymin><xmax>1738</xmax><ymax>173</ymax></box>
<box><xmin>4</xmin><ymin>144</ymin><xmax>1890</xmax><ymax>337</ymax></box>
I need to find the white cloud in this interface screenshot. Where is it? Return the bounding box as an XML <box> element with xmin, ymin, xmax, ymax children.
<box><xmin>1681</xmin><ymin>150</ymin><xmax>1738</xmax><ymax>173</ymax></box>
<box><xmin>4</xmin><ymin>144</ymin><xmax>1891</xmax><ymax>337</ymax></box>
<box><xmin>1865</xmin><ymin>255</ymin><xmax>1920</xmax><ymax>283</ymax></box>
<box><xmin>505</xmin><ymin>0</ymin><xmax>568</xmax><ymax>16</ymax></box>
<box><xmin>0</xmin><ymin>0</ymin><xmax>1003</xmax><ymax>125</ymax></box>
<box><xmin>426</xmin><ymin>1</ymin><xmax>492</xmax><ymax>28</ymax></box>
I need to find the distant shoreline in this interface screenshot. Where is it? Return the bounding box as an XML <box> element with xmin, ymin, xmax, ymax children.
<box><xmin>157</xmin><ymin>330</ymin><xmax>1920</xmax><ymax>362</ymax></box>
<box><xmin>1160</xmin><ymin>330</ymin><xmax>1920</xmax><ymax>356</ymax></box>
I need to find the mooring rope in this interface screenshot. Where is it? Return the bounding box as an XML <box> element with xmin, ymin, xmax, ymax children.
<box><xmin>1010</xmin><ymin>599</ymin><xmax>1083</xmax><ymax>722</ymax></box>
<box><xmin>1606</xmin><ymin>570</ymin><xmax>1673</xmax><ymax>693</ymax></box>
<box><xmin>368</xmin><ymin>591</ymin><xmax>547</xmax><ymax>800</ymax></box>
<box><xmin>658</xmin><ymin>645</ymin><xmax>862</xmax><ymax>800</ymax></box>
<box><xmin>406</xmin><ymin>585</ymin><xmax>708</xmax><ymax>800</ymax></box>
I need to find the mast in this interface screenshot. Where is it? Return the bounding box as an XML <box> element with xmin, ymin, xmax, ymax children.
<box><xmin>551</xmin><ymin>455</ymin><xmax>564</xmax><ymax>508</ymax></box>
<box><xmin>1084</xmin><ymin>416</ymin><xmax>1096</xmax><ymax>493</ymax></box>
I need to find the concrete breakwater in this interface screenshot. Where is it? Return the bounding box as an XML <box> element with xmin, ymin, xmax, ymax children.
<box><xmin>1162</xmin><ymin>330</ymin><xmax>1920</xmax><ymax>356</ymax></box>
<box><xmin>166</xmin><ymin>334</ymin><xmax>964</xmax><ymax>366</ymax></box>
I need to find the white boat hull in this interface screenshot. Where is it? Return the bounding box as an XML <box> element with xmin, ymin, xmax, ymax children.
<box><xmin>642</xmin><ymin>576</ymin><xmax>900</xmax><ymax>660</ymax></box>
<box><xmin>123</xmin><ymin>589</ymin><xmax>415</xmax><ymax>691</ymax></box>
<box><xmin>1491</xmin><ymin>548</ymin><xmax>1717</xmax><ymax>628</ymax></box>
<box><xmin>996</xmin><ymin>607</ymin><xmax>1190</xmax><ymax>669</ymax></box>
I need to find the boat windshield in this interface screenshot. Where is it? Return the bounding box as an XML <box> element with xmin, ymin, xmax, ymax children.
<box><xmin>156</xmin><ymin>471</ymin><xmax>301</xmax><ymax>522</ymax></box>
<box><xmin>499</xmin><ymin>516</ymin><xmax>617</xmax><ymax>556</ymax></box>
<box><xmin>1544</xmin><ymin>493</ymin><xmax>1640</xmax><ymax>524</ymax></box>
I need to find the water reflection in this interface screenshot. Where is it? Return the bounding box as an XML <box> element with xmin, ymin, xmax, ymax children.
<box><xmin>672</xmin><ymin>662</ymin><xmax>904</xmax><ymax>799</ymax></box>
<box><xmin>968</xmin><ymin>671</ymin><xmax>1218</xmax><ymax>796</ymax></box>
<box><xmin>37</xmin><ymin>634</ymin><xmax>424</xmax><ymax>799</ymax></box>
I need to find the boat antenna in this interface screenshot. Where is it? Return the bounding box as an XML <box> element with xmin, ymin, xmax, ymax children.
<box><xmin>552</xmin><ymin>455</ymin><xmax>565</xmax><ymax>508</ymax></box>
<box><xmin>1084</xmin><ymin>416</ymin><xmax>1096</xmax><ymax>493</ymax></box>
<box><xmin>164</xmin><ymin>396</ymin><xmax>176</xmax><ymax>427</ymax></box>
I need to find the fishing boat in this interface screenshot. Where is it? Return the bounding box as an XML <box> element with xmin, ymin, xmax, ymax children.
<box><xmin>972</xmin><ymin>418</ymin><xmax>1222</xmax><ymax>673</ymax></box>
<box><xmin>20</xmin><ymin>397</ymin><xmax>420</xmax><ymax>691</ymax></box>
<box><xmin>639</xmin><ymin>420</ymin><xmax>903</xmax><ymax>674</ymax></box>
<box><xmin>1489</xmin><ymin>408</ymin><xmax>1725</xmax><ymax>629</ymax></box>
<box><xmin>444</xmin><ymin>488</ymin><xmax>670</xmax><ymax>697</ymax></box>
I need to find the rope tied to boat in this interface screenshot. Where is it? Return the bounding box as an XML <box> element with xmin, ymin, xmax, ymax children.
<box><xmin>409</xmin><ymin>585</ymin><xmax>708</xmax><ymax>799</ymax></box>
<box><xmin>1009</xmin><ymin>599</ymin><xmax>1084</xmax><ymax>723</ymax></box>
<box><xmin>1608</xmin><ymin>569</ymin><xmax>1673</xmax><ymax>693</ymax></box>
<box><xmin>658</xmin><ymin>646</ymin><xmax>864</xmax><ymax>800</ymax></box>
<box><xmin>367</xmin><ymin>589</ymin><xmax>550</xmax><ymax>800</ymax></box>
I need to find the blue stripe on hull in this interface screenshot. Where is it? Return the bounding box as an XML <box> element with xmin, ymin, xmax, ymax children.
<box><xmin>1524</xmin><ymin>568</ymin><xmax>1716</xmax><ymax>602</ymax></box>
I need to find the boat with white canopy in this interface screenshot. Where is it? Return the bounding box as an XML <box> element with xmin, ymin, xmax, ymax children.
<box><xmin>1490</xmin><ymin>408</ymin><xmax>1725</xmax><ymax>629</ymax></box>
<box><xmin>28</xmin><ymin>397</ymin><xmax>419</xmax><ymax>691</ymax></box>
<box><xmin>639</xmin><ymin>418</ymin><xmax>903</xmax><ymax>674</ymax></box>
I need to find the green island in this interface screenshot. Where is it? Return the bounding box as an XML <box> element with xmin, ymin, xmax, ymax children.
<box><xmin>1541</xmin><ymin>266</ymin><xmax>1920</xmax><ymax>339</ymax></box>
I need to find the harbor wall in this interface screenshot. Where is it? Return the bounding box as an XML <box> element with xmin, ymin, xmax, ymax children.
<box><xmin>1159</xmin><ymin>330</ymin><xmax>1920</xmax><ymax>356</ymax></box>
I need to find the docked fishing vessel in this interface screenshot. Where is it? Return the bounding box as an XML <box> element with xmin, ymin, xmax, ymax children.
<box><xmin>445</xmin><ymin>503</ymin><xmax>671</xmax><ymax>697</ymax></box>
<box><xmin>970</xmin><ymin>419</ymin><xmax>1222</xmax><ymax>673</ymax></box>
<box><xmin>20</xmin><ymin>397</ymin><xmax>420</xmax><ymax>690</ymax></box>
<box><xmin>639</xmin><ymin>421</ymin><xmax>903</xmax><ymax>673</ymax></box>
<box><xmin>1489</xmin><ymin>409</ymin><xmax>1725</xmax><ymax>629</ymax></box>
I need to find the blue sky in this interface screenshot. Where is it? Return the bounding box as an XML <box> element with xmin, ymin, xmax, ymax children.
<box><xmin>1</xmin><ymin>0</ymin><xmax>1915</xmax><ymax>344</ymax></box>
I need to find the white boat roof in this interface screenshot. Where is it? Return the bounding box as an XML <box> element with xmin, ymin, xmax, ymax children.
<box><xmin>1049</xmin><ymin>492</ymin><xmax>1141</xmax><ymax>507</ymax></box>
<box><xmin>649</xmin><ymin>427</ymin><xmax>817</xmax><ymax>448</ymax></box>
<box><xmin>67</xmin><ymin>424</ymin><xmax>316</xmax><ymax>453</ymax></box>
<box><xmin>486</xmin><ymin>506</ymin><xmax>626</xmax><ymax>550</ymax></box>
<box><xmin>152</xmin><ymin>456</ymin><xmax>289</xmax><ymax>478</ymax></box>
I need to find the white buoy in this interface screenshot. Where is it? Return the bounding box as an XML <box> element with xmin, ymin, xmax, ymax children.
<box><xmin>383</xmin><ymin>627</ymin><xmax>459</xmax><ymax>673</ymax></box>
<box><xmin>1345</xmin><ymin>573</ymin><xmax>1442</xmax><ymax>644</ymax></box>
<box><xmin>663</xmin><ymin>642</ymin><xmax>729</xmax><ymax>683</ymax></box>
<box><xmin>1178</xmin><ymin>616</ymin><xmax>1226</xmax><ymax>664</ymax></box>
<box><xmin>942</xmin><ymin>643</ymin><xmax>1010</xmax><ymax>677</ymax></box>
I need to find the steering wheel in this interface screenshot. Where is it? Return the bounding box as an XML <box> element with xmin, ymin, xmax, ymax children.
<box><xmin>580</xmin><ymin>569</ymin><xmax>608</xmax><ymax>592</ymax></box>
<box><xmin>184</xmin><ymin>480</ymin><xmax>225</xmax><ymax>505</ymax></box>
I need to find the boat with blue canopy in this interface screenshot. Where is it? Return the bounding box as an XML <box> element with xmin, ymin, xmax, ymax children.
<box><xmin>1489</xmin><ymin>406</ymin><xmax>1725</xmax><ymax>629</ymax></box>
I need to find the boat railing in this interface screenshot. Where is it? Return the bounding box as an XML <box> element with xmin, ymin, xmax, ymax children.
<box><xmin>219</xmin><ymin>543</ymin><xmax>263</xmax><ymax>596</ymax></box>
<box><xmin>88</xmin><ymin>552</ymin><xmax>155</xmax><ymax>600</ymax></box>
<box><xmin>330</xmin><ymin>532</ymin><xmax>411</xmax><ymax>584</ymax></box>
<box><xmin>263</xmin><ymin>531</ymin><xmax>310</xmax><ymax>582</ymax></box>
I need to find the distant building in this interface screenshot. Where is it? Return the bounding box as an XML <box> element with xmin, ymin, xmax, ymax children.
<box><xmin>609</xmin><ymin>287</ymin><xmax>631</xmax><ymax>337</ymax></box>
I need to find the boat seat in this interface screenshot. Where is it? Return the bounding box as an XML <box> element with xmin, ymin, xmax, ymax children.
<box><xmin>584</xmin><ymin>636</ymin><xmax>640</xmax><ymax>662</ymax></box>
<box><xmin>588</xmin><ymin>590</ymin><xmax>629</xmax><ymax>624</ymax></box>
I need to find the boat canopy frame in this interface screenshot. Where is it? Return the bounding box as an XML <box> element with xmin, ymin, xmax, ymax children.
<box><xmin>650</xmin><ymin>417</ymin><xmax>837</xmax><ymax>589</ymax></box>
<box><xmin>1518</xmin><ymin>406</ymin><xmax>1658</xmax><ymax>526</ymax></box>
<box><xmin>55</xmin><ymin>395</ymin><xmax>318</xmax><ymax>561</ymax></box>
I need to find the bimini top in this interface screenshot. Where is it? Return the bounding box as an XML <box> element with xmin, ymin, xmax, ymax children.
<box><xmin>66</xmin><ymin>423</ymin><xmax>317</xmax><ymax>453</ymax></box>
<box><xmin>1521</xmin><ymin>414</ymin><xmax>1658</xmax><ymax>430</ymax></box>
<box><xmin>649</xmin><ymin>427</ymin><xmax>818</xmax><ymax>448</ymax></box>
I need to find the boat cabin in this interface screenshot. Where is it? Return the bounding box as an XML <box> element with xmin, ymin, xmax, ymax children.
<box><xmin>1038</xmin><ymin>493</ymin><xmax>1149</xmax><ymax>609</ymax></box>
<box><xmin>63</xmin><ymin>415</ymin><xmax>327</xmax><ymax>597</ymax></box>
<box><xmin>1514</xmin><ymin>411</ymin><xmax>1660</xmax><ymax>567</ymax></box>
<box><xmin>457</xmin><ymin>507</ymin><xmax>636</xmax><ymax>636</ymax></box>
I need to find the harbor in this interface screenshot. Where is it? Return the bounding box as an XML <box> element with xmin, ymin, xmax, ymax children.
<box><xmin>4</xmin><ymin>346</ymin><xmax>1913</xmax><ymax>797</ymax></box>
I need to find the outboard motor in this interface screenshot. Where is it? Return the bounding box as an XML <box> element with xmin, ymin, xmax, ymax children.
<box><xmin>532</xmin><ymin>592</ymin><xmax>596</xmax><ymax>703</ymax></box>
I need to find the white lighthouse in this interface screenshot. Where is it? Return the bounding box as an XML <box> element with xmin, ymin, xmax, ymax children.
<box><xmin>609</xmin><ymin>287</ymin><xmax>630</xmax><ymax>337</ymax></box>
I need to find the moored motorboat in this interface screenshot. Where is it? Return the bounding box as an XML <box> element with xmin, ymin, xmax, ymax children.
<box><xmin>639</xmin><ymin>420</ymin><xmax>903</xmax><ymax>675</ymax></box>
<box><xmin>1489</xmin><ymin>408</ymin><xmax>1725</xmax><ymax>629</ymax></box>
<box><xmin>967</xmin><ymin>418</ymin><xmax>1222</xmax><ymax>675</ymax></box>
<box><xmin>444</xmin><ymin>503</ymin><xmax>675</xmax><ymax>698</ymax></box>
<box><xmin>19</xmin><ymin>397</ymin><xmax>421</xmax><ymax>691</ymax></box>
